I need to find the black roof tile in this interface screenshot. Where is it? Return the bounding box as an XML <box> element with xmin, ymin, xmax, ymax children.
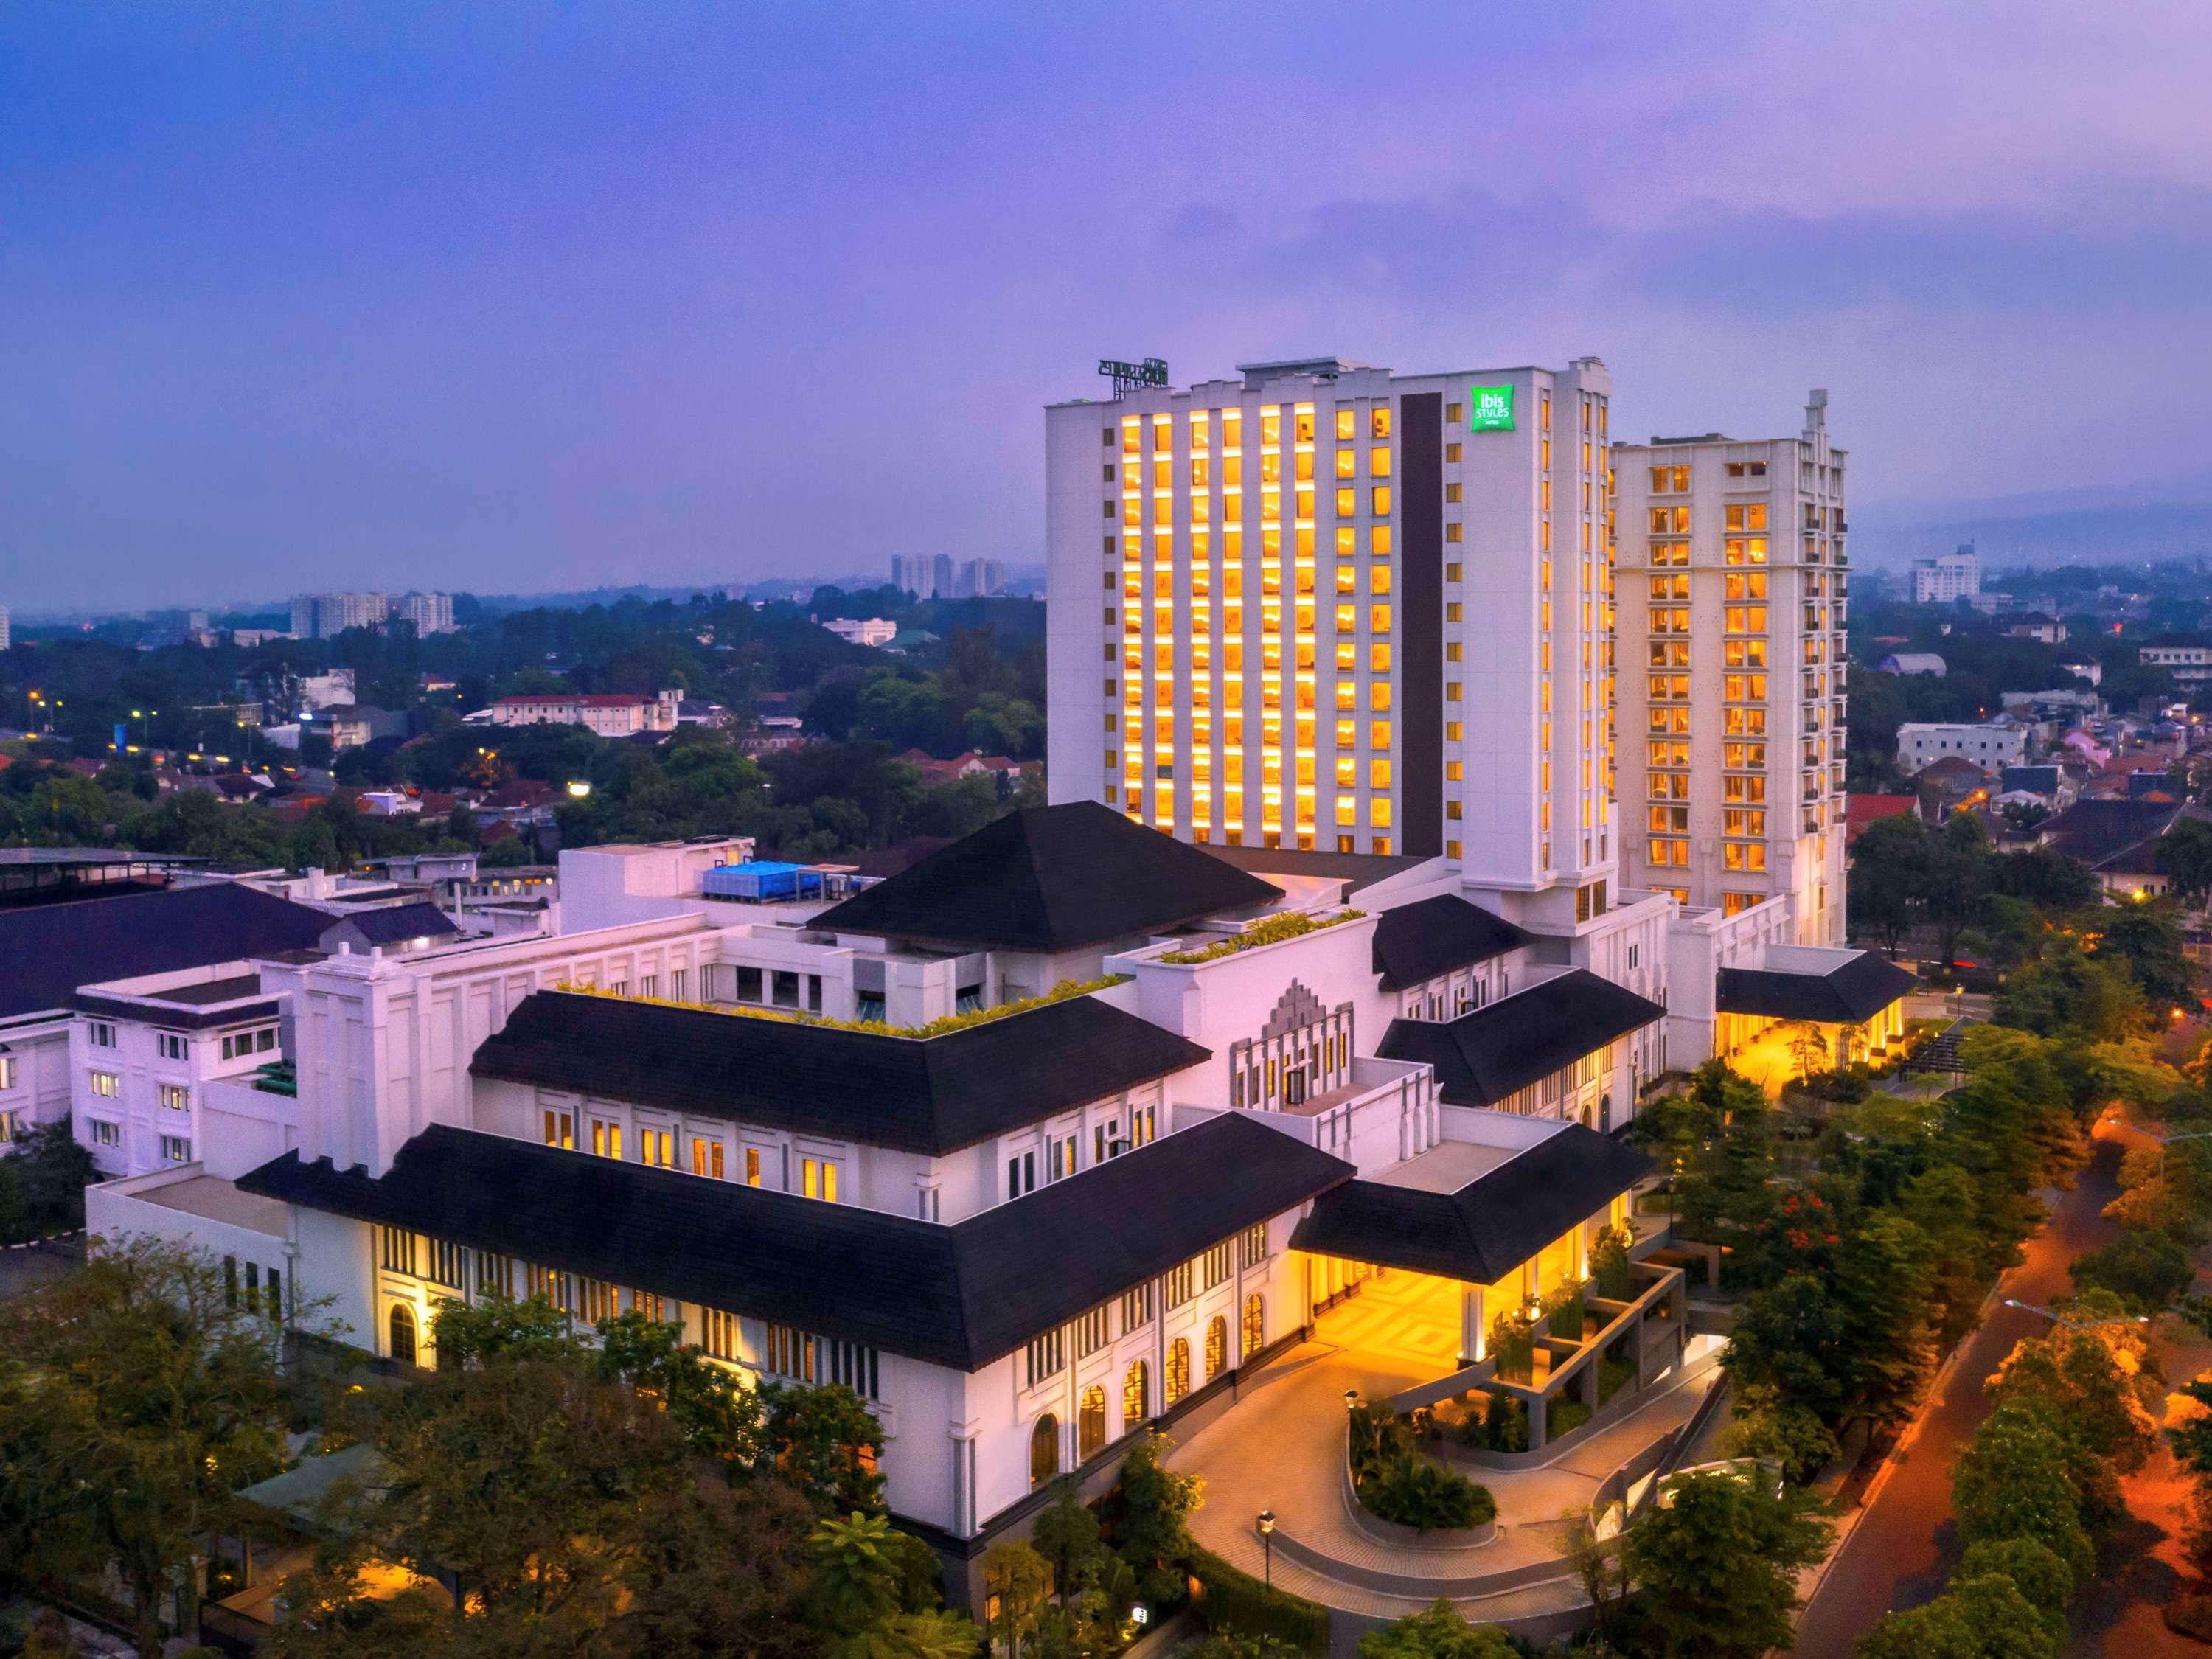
<box><xmin>1714</xmin><ymin>950</ymin><xmax>1916</xmax><ymax>1024</ymax></box>
<box><xmin>1370</xmin><ymin>895</ymin><xmax>1534</xmax><ymax>992</ymax></box>
<box><xmin>326</xmin><ymin>902</ymin><xmax>459</xmax><ymax>945</ymax></box>
<box><xmin>0</xmin><ymin>883</ymin><xmax>330</xmax><ymax>1022</ymax></box>
<box><xmin>470</xmin><ymin>990</ymin><xmax>1211</xmax><ymax>1157</ymax></box>
<box><xmin>1290</xmin><ymin>1124</ymin><xmax>1652</xmax><ymax>1283</ymax></box>
<box><xmin>810</xmin><ymin>801</ymin><xmax>1281</xmax><ymax>952</ymax></box>
<box><xmin>1375</xmin><ymin>970</ymin><xmax>1665</xmax><ymax>1108</ymax></box>
<box><xmin>238</xmin><ymin>1113</ymin><xmax>1350</xmax><ymax>1370</ymax></box>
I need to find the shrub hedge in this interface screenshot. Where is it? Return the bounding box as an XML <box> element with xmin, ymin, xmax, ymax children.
<box><xmin>1187</xmin><ymin>1545</ymin><xmax>1331</xmax><ymax>1655</ymax></box>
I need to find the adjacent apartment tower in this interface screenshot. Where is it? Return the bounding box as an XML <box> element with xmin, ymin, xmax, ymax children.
<box><xmin>1610</xmin><ymin>392</ymin><xmax>1848</xmax><ymax>944</ymax></box>
<box><xmin>1047</xmin><ymin>355</ymin><xmax>1618</xmax><ymax>912</ymax></box>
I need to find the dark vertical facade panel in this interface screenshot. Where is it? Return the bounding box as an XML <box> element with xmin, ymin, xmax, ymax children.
<box><xmin>1399</xmin><ymin>392</ymin><xmax>1444</xmax><ymax>858</ymax></box>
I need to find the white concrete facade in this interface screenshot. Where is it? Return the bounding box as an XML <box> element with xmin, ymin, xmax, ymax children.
<box><xmin>1910</xmin><ymin>546</ymin><xmax>1979</xmax><ymax>604</ymax></box>
<box><xmin>72</xmin><ymin>963</ymin><xmax>287</xmax><ymax>1178</ymax></box>
<box><xmin>1611</xmin><ymin>393</ymin><xmax>1849</xmax><ymax>944</ymax></box>
<box><xmin>1896</xmin><ymin>722</ymin><xmax>2027</xmax><ymax>772</ymax></box>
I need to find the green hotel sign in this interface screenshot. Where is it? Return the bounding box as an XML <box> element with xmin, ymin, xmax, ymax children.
<box><xmin>1469</xmin><ymin>383</ymin><xmax>1514</xmax><ymax>431</ymax></box>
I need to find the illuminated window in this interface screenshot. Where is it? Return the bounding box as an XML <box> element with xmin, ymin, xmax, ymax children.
<box><xmin>1371</xmin><ymin>486</ymin><xmax>1392</xmax><ymax>517</ymax></box>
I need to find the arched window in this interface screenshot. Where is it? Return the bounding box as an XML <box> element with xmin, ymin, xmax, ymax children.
<box><xmin>1242</xmin><ymin>1293</ymin><xmax>1265</xmax><ymax>1360</ymax></box>
<box><xmin>1599</xmin><ymin>1093</ymin><xmax>1612</xmax><ymax>1133</ymax></box>
<box><xmin>1029</xmin><ymin>1414</ymin><xmax>1059</xmax><ymax>1487</ymax></box>
<box><xmin>388</xmin><ymin>1301</ymin><xmax>417</xmax><ymax>1366</ymax></box>
<box><xmin>1124</xmin><ymin>1360</ymin><xmax>1149</xmax><ymax>1430</ymax></box>
<box><xmin>1166</xmin><ymin>1338</ymin><xmax>1191</xmax><ymax>1406</ymax></box>
<box><xmin>1206</xmin><ymin>1315</ymin><xmax>1229</xmax><ymax>1380</ymax></box>
<box><xmin>1079</xmin><ymin>1385</ymin><xmax>1108</xmax><ymax>1460</ymax></box>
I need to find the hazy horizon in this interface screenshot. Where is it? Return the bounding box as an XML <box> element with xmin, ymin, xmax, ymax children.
<box><xmin>4</xmin><ymin>1</ymin><xmax>2209</xmax><ymax>611</ymax></box>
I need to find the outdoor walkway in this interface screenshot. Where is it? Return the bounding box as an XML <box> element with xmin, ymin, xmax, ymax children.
<box><xmin>1167</xmin><ymin>1326</ymin><xmax>1725</xmax><ymax>1613</ymax></box>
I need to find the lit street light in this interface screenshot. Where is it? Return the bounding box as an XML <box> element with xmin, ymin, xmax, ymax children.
<box><xmin>1256</xmin><ymin>1509</ymin><xmax>1276</xmax><ymax>1588</ymax></box>
<box><xmin>566</xmin><ymin>781</ymin><xmax>592</xmax><ymax>799</ymax></box>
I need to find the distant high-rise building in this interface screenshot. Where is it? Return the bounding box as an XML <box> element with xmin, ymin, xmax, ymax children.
<box><xmin>187</xmin><ymin>610</ymin><xmax>210</xmax><ymax>633</ymax></box>
<box><xmin>956</xmin><ymin>558</ymin><xmax>1007</xmax><ymax>597</ymax></box>
<box><xmin>0</xmin><ymin>603</ymin><xmax>10</xmax><ymax>653</ymax></box>
<box><xmin>1610</xmin><ymin>392</ymin><xmax>1848</xmax><ymax>943</ymax></box>
<box><xmin>889</xmin><ymin>555</ymin><xmax>935</xmax><ymax>598</ymax></box>
<box><xmin>931</xmin><ymin>554</ymin><xmax>955</xmax><ymax>599</ymax></box>
<box><xmin>288</xmin><ymin>591</ymin><xmax>453</xmax><ymax>638</ymax></box>
<box><xmin>290</xmin><ymin>592</ymin><xmax>389</xmax><ymax>639</ymax></box>
<box><xmin>393</xmin><ymin>591</ymin><xmax>456</xmax><ymax>635</ymax></box>
<box><xmin>1910</xmin><ymin>545</ymin><xmax>1979</xmax><ymax>605</ymax></box>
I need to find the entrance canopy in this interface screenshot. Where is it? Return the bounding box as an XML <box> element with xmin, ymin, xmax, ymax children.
<box><xmin>1290</xmin><ymin>1123</ymin><xmax>1652</xmax><ymax>1284</ymax></box>
<box><xmin>1715</xmin><ymin>945</ymin><xmax>1915</xmax><ymax>1025</ymax></box>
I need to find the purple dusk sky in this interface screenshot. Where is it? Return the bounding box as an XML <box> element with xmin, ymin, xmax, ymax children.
<box><xmin>2</xmin><ymin>1</ymin><xmax>2208</xmax><ymax>611</ymax></box>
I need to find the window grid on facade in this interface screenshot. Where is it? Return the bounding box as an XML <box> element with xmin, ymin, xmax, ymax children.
<box><xmin>378</xmin><ymin>1226</ymin><xmax>417</xmax><ymax>1276</ymax></box>
<box><xmin>1026</xmin><ymin>1328</ymin><xmax>1065</xmax><ymax>1388</ymax></box>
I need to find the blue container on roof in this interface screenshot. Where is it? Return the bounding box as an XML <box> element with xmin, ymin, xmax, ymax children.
<box><xmin>700</xmin><ymin>860</ymin><xmax>824</xmax><ymax>902</ymax></box>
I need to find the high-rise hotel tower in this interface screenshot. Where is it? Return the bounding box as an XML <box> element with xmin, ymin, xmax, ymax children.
<box><xmin>1610</xmin><ymin>393</ymin><xmax>1848</xmax><ymax>944</ymax></box>
<box><xmin>1046</xmin><ymin>356</ymin><xmax>1619</xmax><ymax>917</ymax></box>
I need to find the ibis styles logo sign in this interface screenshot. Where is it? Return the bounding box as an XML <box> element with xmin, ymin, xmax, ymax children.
<box><xmin>1469</xmin><ymin>384</ymin><xmax>1514</xmax><ymax>431</ymax></box>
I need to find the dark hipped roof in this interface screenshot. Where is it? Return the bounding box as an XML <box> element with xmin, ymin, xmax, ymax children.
<box><xmin>327</xmin><ymin>902</ymin><xmax>459</xmax><ymax>945</ymax></box>
<box><xmin>1370</xmin><ymin>895</ymin><xmax>1534</xmax><ymax>992</ymax></box>
<box><xmin>1290</xmin><ymin>1124</ymin><xmax>1653</xmax><ymax>1283</ymax></box>
<box><xmin>0</xmin><ymin>883</ymin><xmax>330</xmax><ymax>1022</ymax></box>
<box><xmin>810</xmin><ymin>801</ymin><xmax>1281</xmax><ymax>951</ymax></box>
<box><xmin>1715</xmin><ymin>950</ymin><xmax>1917</xmax><ymax>1024</ymax></box>
<box><xmin>2038</xmin><ymin>796</ymin><xmax>2186</xmax><ymax>870</ymax></box>
<box><xmin>470</xmin><ymin>990</ymin><xmax>1211</xmax><ymax>1157</ymax></box>
<box><xmin>237</xmin><ymin>1113</ymin><xmax>1350</xmax><ymax>1370</ymax></box>
<box><xmin>1375</xmin><ymin>969</ymin><xmax>1665</xmax><ymax>1107</ymax></box>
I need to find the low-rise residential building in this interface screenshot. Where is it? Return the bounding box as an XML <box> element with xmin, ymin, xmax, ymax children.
<box><xmin>72</xmin><ymin>962</ymin><xmax>291</xmax><ymax>1178</ymax></box>
<box><xmin>2034</xmin><ymin>795</ymin><xmax>2195</xmax><ymax>899</ymax></box>
<box><xmin>1846</xmin><ymin>793</ymin><xmax>1920</xmax><ymax>846</ymax></box>
<box><xmin>2140</xmin><ymin>638</ymin><xmax>2212</xmax><ymax>687</ymax></box>
<box><xmin>1993</xmin><ymin>611</ymin><xmax>2067</xmax><ymax>644</ymax></box>
<box><xmin>2059</xmin><ymin>655</ymin><xmax>2103</xmax><ymax>686</ymax></box>
<box><xmin>310</xmin><ymin>705</ymin><xmax>404</xmax><ymax>751</ymax></box>
<box><xmin>1896</xmin><ymin>721</ymin><xmax>2028</xmax><ymax>773</ymax></box>
<box><xmin>482</xmin><ymin>691</ymin><xmax>681</xmax><ymax>736</ymax></box>
<box><xmin>0</xmin><ymin>869</ymin><xmax>328</xmax><ymax>1148</ymax></box>
<box><xmin>823</xmin><ymin>616</ymin><xmax>897</xmax><ymax>647</ymax></box>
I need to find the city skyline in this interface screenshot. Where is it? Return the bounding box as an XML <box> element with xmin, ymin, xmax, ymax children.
<box><xmin>4</xmin><ymin>3</ymin><xmax>2209</xmax><ymax>611</ymax></box>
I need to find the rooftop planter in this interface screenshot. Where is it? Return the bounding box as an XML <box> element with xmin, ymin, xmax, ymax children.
<box><xmin>550</xmin><ymin>973</ymin><xmax>1130</xmax><ymax>1040</ymax></box>
<box><xmin>1155</xmin><ymin>909</ymin><xmax>1365</xmax><ymax>966</ymax></box>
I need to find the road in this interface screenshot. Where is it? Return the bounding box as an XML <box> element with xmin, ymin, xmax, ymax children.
<box><xmin>1792</xmin><ymin>1131</ymin><xmax>2125</xmax><ymax>1658</ymax></box>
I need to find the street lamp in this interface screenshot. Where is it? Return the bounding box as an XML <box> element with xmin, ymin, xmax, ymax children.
<box><xmin>2003</xmin><ymin>1299</ymin><xmax>2149</xmax><ymax>1332</ymax></box>
<box><xmin>566</xmin><ymin>780</ymin><xmax>592</xmax><ymax>799</ymax></box>
<box><xmin>1256</xmin><ymin>1510</ymin><xmax>1276</xmax><ymax>1587</ymax></box>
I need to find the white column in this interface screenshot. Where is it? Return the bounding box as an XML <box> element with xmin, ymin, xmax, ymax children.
<box><xmin>1461</xmin><ymin>1285</ymin><xmax>1484</xmax><ymax>1365</ymax></box>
